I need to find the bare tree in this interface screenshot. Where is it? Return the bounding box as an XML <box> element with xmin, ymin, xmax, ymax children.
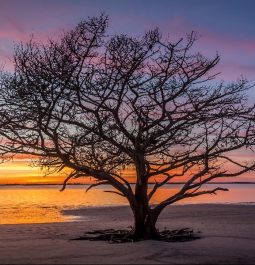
<box><xmin>0</xmin><ymin>14</ymin><xmax>255</xmax><ymax>239</ymax></box>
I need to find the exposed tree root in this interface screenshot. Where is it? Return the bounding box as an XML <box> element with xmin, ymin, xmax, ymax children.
<box><xmin>71</xmin><ymin>228</ymin><xmax>201</xmax><ymax>243</ymax></box>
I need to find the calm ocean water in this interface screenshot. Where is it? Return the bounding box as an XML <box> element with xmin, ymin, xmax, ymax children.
<box><xmin>0</xmin><ymin>184</ymin><xmax>254</xmax><ymax>224</ymax></box>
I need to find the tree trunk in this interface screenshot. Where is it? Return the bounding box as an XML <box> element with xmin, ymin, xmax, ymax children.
<box><xmin>132</xmin><ymin>153</ymin><xmax>159</xmax><ymax>239</ymax></box>
<box><xmin>132</xmin><ymin>205</ymin><xmax>159</xmax><ymax>239</ymax></box>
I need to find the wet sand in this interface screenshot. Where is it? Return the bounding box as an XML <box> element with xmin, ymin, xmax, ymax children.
<box><xmin>0</xmin><ymin>204</ymin><xmax>255</xmax><ymax>264</ymax></box>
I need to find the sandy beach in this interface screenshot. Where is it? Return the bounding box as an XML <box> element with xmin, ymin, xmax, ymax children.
<box><xmin>0</xmin><ymin>204</ymin><xmax>255</xmax><ymax>264</ymax></box>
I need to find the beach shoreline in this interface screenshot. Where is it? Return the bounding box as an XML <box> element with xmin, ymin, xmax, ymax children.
<box><xmin>1</xmin><ymin>204</ymin><xmax>255</xmax><ymax>264</ymax></box>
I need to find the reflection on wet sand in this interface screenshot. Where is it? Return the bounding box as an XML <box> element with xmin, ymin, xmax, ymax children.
<box><xmin>0</xmin><ymin>184</ymin><xmax>254</xmax><ymax>224</ymax></box>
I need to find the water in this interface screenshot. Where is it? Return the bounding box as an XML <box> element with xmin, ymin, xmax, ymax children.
<box><xmin>0</xmin><ymin>184</ymin><xmax>254</xmax><ymax>224</ymax></box>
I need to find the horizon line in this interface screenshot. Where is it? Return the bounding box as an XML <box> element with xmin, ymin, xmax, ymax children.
<box><xmin>1</xmin><ymin>182</ymin><xmax>255</xmax><ymax>186</ymax></box>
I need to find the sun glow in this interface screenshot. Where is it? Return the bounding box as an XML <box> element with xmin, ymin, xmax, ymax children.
<box><xmin>0</xmin><ymin>160</ymin><xmax>66</xmax><ymax>185</ymax></box>
<box><xmin>0</xmin><ymin>154</ymin><xmax>254</xmax><ymax>185</ymax></box>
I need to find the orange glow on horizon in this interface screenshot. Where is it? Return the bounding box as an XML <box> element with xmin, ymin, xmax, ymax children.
<box><xmin>0</xmin><ymin>156</ymin><xmax>255</xmax><ymax>185</ymax></box>
<box><xmin>0</xmin><ymin>160</ymin><xmax>64</xmax><ymax>185</ymax></box>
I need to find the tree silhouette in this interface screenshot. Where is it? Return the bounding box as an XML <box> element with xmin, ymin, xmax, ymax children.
<box><xmin>0</xmin><ymin>14</ymin><xmax>255</xmax><ymax>240</ymax></box>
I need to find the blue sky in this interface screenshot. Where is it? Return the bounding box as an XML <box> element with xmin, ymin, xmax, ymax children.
<box><xmin>0</xmin><ymin>0</ymin><xmax>254</xmax><ymax>82</ymax></box>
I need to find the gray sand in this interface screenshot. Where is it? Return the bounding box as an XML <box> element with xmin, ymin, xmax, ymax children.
<box><xmin>0</xmin><ymin>204</ymin><xmax>255</xmax><ymax>264</ymax></box>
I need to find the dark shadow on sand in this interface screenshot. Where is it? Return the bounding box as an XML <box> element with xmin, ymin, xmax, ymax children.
<box><xmin>71</xmin><ymin>228</ymin><xmax>201</xmax><ymax>243</ymax></box>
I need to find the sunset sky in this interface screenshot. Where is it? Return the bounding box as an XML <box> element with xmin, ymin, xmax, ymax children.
<box><xmin>0</xmin><ymin>0</ymin><xmax>255</xmax><ymax>184</ymax></box>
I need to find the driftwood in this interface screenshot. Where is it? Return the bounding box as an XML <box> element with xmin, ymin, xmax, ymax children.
<box><xmin>71</xmin><ymin>228</ymin><xmax>201</xmax><ymax>244</ymax></box>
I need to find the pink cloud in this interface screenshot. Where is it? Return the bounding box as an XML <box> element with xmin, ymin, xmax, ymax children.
<box><xmin>0</xmin><ymin>9</ymin><xmax>254</xmax><ymax>82</ymax></box>
<box><xmin>198</xmin><ymin>31</ymin><xmax>255</xmax><ymax>56</ymax></box>
<box><xmin>157</xmin><ymin>17</ymin><xmax>255</xmax><ymax>81</ymax></box>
